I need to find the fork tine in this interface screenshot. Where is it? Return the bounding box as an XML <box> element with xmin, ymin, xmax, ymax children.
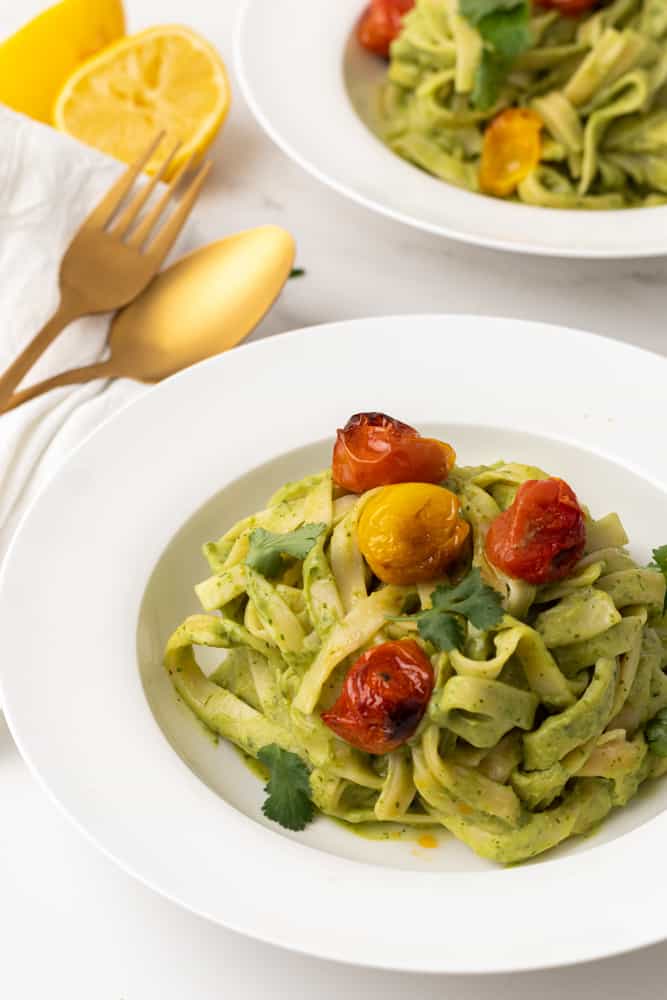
<box><xmin>125</xmin><ymin>151</ymin><xmax>196</xmax><ymax>249</ymax></box>
<box><xmin>143</xmin><ymin>160</ymin><xmax>212</xmax><ymax>265</ymax></box>
<box><xmin>109</xmin><ymin>141</ymin><xmax>182</xmax><ymax>239</ymax></box>
<box><xmin>84</xmin><ymin>131</ymin><xmax>165</xmax><ymax>230</ymax></box>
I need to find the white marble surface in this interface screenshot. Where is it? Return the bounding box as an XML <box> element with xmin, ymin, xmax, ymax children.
<box><xmin>2</xmin><ymin>1</ymin><xmax>667</xmax><ymax>997</ymax></box>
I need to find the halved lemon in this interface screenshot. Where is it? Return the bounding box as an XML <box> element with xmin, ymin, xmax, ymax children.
<box><xmin>0</xmin><ymin>0</ymin><xmax>125</xmax><ymax>123</ymax></box>
<box><xmin>53</xmin><ymin>25</ymin><xmax>230</xmax><ymax>177</ymax></box>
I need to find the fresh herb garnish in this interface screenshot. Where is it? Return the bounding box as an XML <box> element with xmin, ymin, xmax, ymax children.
<box><xmin>246</xmin><ymin>522</ymin><xmax>326</xmax><ymax>578</ymax></box>
<box><xmin>389</xmin><ymin>568</ymin><xmax>504</xmax><ymax>652</ymax></box>
<box><xmin>461</xmin><ymin>0</ymin><xmax>531</xmax><ymax>110</ymax></box>
<box><xmin>257</xmin><ymin>744</ymin><xmax>315</xmax><ymax>831</ymax></box>
<box><xmin>472</xmin><ymin>51</ymin><xmax>510</xmax><ymax>111</ymax></box>
<box><xmin>461</xmin><ymin>0</ymin><xmax>526</xmax><ymax>18</ymax></box>
<box><xmin>646</xmin><ymin>708</ymin><xmax>667</xmax><ymax>757</ymax></box>
<box><xmin>649</xmin><ymin>545</ymin><xmax>667</xmax><ymax>611</ymax></box>
<box><xmin>289</xmin><ymin>267</ymin><xmax>306</xmax><ymax>278</ymax></box>
<box><xmin>417</xmin><ymin>608</ymin><xmax>466</xmax><ymax>652</ymax></box>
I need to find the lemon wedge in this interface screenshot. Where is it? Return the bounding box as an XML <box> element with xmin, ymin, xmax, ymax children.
<box><xmin>0</xmin><ymin>0</ymin><xmax>125</xmax><ymax>123</ymax></box>
<box><xmin>53</xmin><ymin>25</ymin><xmax>230</xmax><ymax>176</ymax></box>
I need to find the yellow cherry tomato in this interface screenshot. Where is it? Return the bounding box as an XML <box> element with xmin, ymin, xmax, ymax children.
<box><xmin>479</xmin><ymin>108</ymin><xmax>543</xmax><ymax>198</ymax></box>
<box><xmin>357</xmin><ymin>483</ymin><xmax>470</xmax><ymax>585</ymax></box>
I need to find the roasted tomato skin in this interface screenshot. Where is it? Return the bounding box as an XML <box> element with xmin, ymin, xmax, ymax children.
<box><xmin>357</xmin><ymin>482</ymin><xmax>470</xmax><ymax>584</ymax></box>
<box><xmin>485</xmin><ymin>477</ymin><xmax>586</xmax><ymax>585</ymax></box>
<box><xmin>536</xmin><ymin>0</ymin><xmax>597</xmax><ymax>15</ymax></box>
<box><xmin>322</xmin><ymin>640</ymin><xmax>434</xmax><ymax>754</ymax></box>
<box><xmin>332</xmin><ymin>412</ymin><xmax>456</xmax><ymax>494</ymax></box>
<box><xmin>357</xmin><ymin>0</ymin><xmax>415</xmax><ymax>58</ymax></box>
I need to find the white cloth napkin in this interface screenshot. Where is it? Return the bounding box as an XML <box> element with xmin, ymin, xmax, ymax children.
<box><xmin>0</xmin><ymin>106</ymin><xmax>199</xmax><ymax>562</ymax></box>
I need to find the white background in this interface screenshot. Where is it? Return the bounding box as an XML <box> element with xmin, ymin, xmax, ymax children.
<box><xmin>2</xmin><ymin>0</ymin><xmax>667</xmax><ymax>997</ymax></box>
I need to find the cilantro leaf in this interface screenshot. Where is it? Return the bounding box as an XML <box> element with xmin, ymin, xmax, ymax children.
<box><xmin>431</xmin><ymin>568</ymin><xmax>505</xmax><ymax>631</ymax></box>
<box><xmin>650</xmin><ymin>545</ymin><xmax>667</xmax><ymax>611</ymax></box>
<box><xmin>653</xmin><ymin>545</ymin><xmax>667</xmax><ymax>572</ymax></box>
<box><xmin>417</xmin><ymin>610</ymin><xmax>465</xmax><ymax>652</ymax></box>
<box><xmin>479</xmin><ymin>4</ymin><xmax>531</xmax><ymax>60</ymax></box>
<box><xmin>461</xmin><ymin>0</ymin><xmax>532</xmax><ymax>109</ymax></box>
<box><xmin>257</xmin><ymin>744</ymin><xmax>315</xmax><ymax>831</ymax></box>
<box><xmin>472</xmin><ymin>51</ymin><xmax>509</xmax><ymax>111</ymax></box>
<box><xmin>389</xmin><ymin>568</ymin><xmax>504</xmax><ymax>652</ymax></box>
<box><xmin>460</xmin><ymin>0</ymin><xmax>523</xmax><ymax>27</ymax></box>
<box><xmin>246</xmin><ymin>522</ymin><xmax>326</xmax><ymax>578</ymax></box>
<box><xmin>646</xmin><ymin>708</ymin><xmax>667</xmax><ymax>757</ymax></box>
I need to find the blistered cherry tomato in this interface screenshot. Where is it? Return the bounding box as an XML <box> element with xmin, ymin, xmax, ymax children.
<box><xmin>357</xmin><ymin>0</ymin><xmax>414</xmax><ymax>58</ymax></box>
<box><xmin>536</xmin><ymin>0</ymin><xmax>597</xmax><ymax>16</ymax></box>
<box><xmin>479</xmin><ymin>108</ymin><xmax>543</xmax><ymax>198</ymax></box>
<box><xmin>485</xmin><ymin>478</ymin><xmax>586</xmax><ymax>584</ymax></box>
<box><xmin>321</xmin><ymin>639</ymin><xmax>434</xmax><ymax>754</ymax></box>
<box><xmin>332</xmin><ymin>412</ymin><xmax>456</xmax><ymax>494</ymax></box>
<box><xmin>357</xmin><ymin>482</ymin><xmax>470</xmax><ymax>584</ymax></box>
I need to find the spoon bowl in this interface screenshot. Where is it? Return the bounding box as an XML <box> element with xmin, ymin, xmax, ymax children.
<box><xmin>109</xmin><ymin>225</ymin><xmax>296</xmax><ymax>381</ymax></box>
<box><xmin>4</xmin><ymin>225</ymin><xmax>296</xmax><ymax>410</ymax></box>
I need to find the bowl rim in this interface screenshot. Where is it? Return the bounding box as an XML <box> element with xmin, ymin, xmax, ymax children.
<box><xmin>2</xmin><ymin>314</ymin><xmax>667</xmax><ymax>974</ymax></box>
<box><xmin>234</xmin><ymin>0</ymin><xmax>667</xmax><ymax>259</ymax></box>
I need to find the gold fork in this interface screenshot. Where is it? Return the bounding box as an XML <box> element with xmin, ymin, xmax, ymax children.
<box><xmin>0</xmin><ymin>133</ymin><xmax>211</xmax><ymax>410</ymax></box>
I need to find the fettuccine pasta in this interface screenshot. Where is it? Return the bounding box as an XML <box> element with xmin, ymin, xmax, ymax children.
<box><xmin>376</xmin><ymin>0</ymin><xmax>667</xmax><ymax>206</ymax></box>
<box><xmin>165</xmin><ymin>434</ymin><xmax>667</xmax><ymax>864</ymax></box>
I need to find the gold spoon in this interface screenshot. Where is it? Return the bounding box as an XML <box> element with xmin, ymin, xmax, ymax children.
<box><xmin>3</xmin><ymin>225</ymin><xmax>296</xmax><ymax>413</ymax></box>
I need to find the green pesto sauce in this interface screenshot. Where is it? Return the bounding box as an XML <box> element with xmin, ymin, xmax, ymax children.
<box><xmin>632</xmin><ymin>769</ymin><xmax>664</xmax><ymax>805</ymax></box>
<box><xmin>233</xmin><ymin>748</ymin><xmax>440</xmax><ymax>844</ymax></box>
<box><xmin>332</xmin><ymin>817</ymin><xmax>441</xmax><ymax>843</ymax></box>
<box><xmin>175</xmin><ymin>693</ymin><xmax>219</xmax><ymax>746</ymax></box>
<box><xmin>233</xmin><ymin>744</ymin><xmax>270</xmax><ymax>782</ymax></box>
<box><xmin>578</xmin><ymin>819</ymin><xmax>605</xmax><ymax>843</ymax></box>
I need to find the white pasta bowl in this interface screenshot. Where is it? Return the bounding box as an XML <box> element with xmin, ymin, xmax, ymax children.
<box><xmin>235</xmin><ymin>0</ymin><xmax>667</xmax><ymax>257</ymax></box>
<box><xmin>1</xmin><ymin>315</ymin><xmax>667</xmax><ymax>973</ymax></box>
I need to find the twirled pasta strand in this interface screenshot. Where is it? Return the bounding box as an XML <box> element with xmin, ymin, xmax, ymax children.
<box><xmin>164</xmin><ymin>460</ymin><xmax>667</xmax><ymax>863</ymax></box>
<box><xmin>378</xmin><ymin>0</ymin><xmax>667</xmax><ymax>206</ymax></box>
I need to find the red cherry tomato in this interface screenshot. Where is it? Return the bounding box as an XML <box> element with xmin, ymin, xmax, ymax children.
<box><xmin>321</xmin><ymin>639</ymin><xmax>434</xmax><ymax>754</ymax></box>
<box><xmin>332</xmin><ymin>412</ymin><xmax>456</xmax><ymax>494</ymax></box>
<box><xmin>485</xmin><ymin>478</ymin><xmax>586</xmax><ymax>585</ymax></box>
<box><xmin>357</xmin><ymin>0</ymin><xmax>415</xmax><ymax>58</ymax></box>
<box><xmin>536</xmin><ymin>0</ymin><xmax>597</xmax><ymax>15</ymax></box>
